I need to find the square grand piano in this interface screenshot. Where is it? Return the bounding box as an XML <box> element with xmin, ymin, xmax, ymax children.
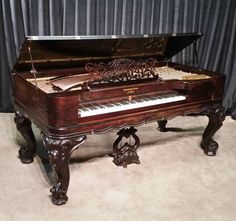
<box><xmin>12</xmin><ymin>33</ymin><xmax>225</xmax><ymax>205</ymax></box>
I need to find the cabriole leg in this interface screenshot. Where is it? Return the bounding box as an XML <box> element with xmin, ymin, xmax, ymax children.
<box><xmin>14</xmin><ymin>111</ymin><xmax>37</xmax><ymax>164</ymax></box>
<box><xmin>201</xmin><ymin>106</ymin><xmax>225</xmax><ymax>156</ymax></box>
<box><xmin>42</xmin><ymin>133</ymin><xmax>86</xmax><ymax>205</ymax></box>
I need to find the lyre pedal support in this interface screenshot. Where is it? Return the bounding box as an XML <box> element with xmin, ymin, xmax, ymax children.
<box><xmin>111</xmin><ymin>127</ymin><xmax>140</xmax><ymax>168</ymax></box>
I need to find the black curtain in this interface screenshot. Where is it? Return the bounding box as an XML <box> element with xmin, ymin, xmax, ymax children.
<box><xmin>0</xmin><ymin>0</ymin><xmax>236</xmax><ymax>118</ymax></box>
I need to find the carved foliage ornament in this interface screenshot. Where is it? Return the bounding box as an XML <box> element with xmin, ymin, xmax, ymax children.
<box><xmin>41</xmin><ymin>134</ymin><xmax>87</xmax><ymax>205</ymax></box>
<box><xmin>202</xmin><ymin>106</ymin><xmax>225</xmax><ymax>122</ymax></box>
<box><xmin>41</xmin><ymin>134</ymin><xmax>87</xmax><ymax>164</ymax></box>
<box><xmin>85</xmin><ymin>58</ymin><xmax>159</xmax><ymax>85</ymax></box>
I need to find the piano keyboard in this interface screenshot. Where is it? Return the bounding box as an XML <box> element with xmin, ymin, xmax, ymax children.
<box><xmin>78</xmin><ymin>93</ymin><xmax>186</xmax><ymax>118</ymax></box>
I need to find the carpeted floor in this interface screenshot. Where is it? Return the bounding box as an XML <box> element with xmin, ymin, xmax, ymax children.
<box><xmin>0</xmin><ymin>113</ymin><xmax>236</xmax><ymax>221</ymax></box>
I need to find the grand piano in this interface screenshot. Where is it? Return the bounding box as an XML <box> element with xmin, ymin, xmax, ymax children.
<box><xmin>12</xmin><ymin>33</ymin><xmax>225</xmax><ymax>205</ymax></box>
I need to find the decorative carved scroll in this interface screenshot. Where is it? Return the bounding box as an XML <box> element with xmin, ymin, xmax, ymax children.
<box><xmin>201</xmin><ymin>106</ymin><xmax>225</xmax><ymax>156</ymax></box>
<box><xmin>85</xmin><ymin>58</ymin><xmax>159</xmax><ymax>85</ymax></box>
<box><xmin>111</xmin><ymin>127</ymin><xmax>140</xmax><ymax>168</ymax></box>
<box><xmin>41</xmin><ymin>133</ymin><xmax>87</xmax><ymax>205</ymax></box>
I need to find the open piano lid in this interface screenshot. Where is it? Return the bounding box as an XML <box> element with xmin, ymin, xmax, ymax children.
<box><xmin>13</xmin><ymin>33</ymin><xmax>202</xmax><ymax>72</ymax></box>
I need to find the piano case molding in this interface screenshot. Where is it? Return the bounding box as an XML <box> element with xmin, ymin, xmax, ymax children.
<box><xmin>12</xmin><ymin>33</ymin><xmax>225</xmax><ymax>205</ymax></box>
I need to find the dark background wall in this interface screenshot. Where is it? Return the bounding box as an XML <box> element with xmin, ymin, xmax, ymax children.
<box><xmin>0</xmin><ymin>0</ymin><xmax>235</xmax><ymax>118</ymax></box>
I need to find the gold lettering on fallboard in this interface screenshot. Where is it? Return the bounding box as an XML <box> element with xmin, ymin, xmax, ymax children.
<box><xmin>123</xmin><ymin>87</ymin><xmax>139</xmax><ymax>94</ymax></box>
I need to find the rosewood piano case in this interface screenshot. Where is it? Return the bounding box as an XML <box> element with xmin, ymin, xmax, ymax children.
<box><xmin>12</xmin><ymin>33</ymin><xmax>225</xmax><ymax>205</ymax></box>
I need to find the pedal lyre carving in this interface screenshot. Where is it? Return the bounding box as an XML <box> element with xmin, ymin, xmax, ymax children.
<box><xmin>112</xmin><ymin>127</ymin><xmax>140</xmax><ymax>168</ymax></box>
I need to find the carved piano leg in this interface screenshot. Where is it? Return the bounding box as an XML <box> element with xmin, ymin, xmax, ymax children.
<box><xmin>157</xmin><ymin>119</ymin><xmax>168</xmax><ymax>132</ymax></box>
<box><xmin>201</xmin><ymin>106</ymin><xmax>225</xmax><ymax>156</ymax></box>
<box><xmin>41</xmin><ymin>133</ymin><xmax>86</xmax><ymax>205</ymax></box>
<box><xmin>111</xmin><ymin>127</ymin><xmax>140</xmax><ymax>168</ymax></box>
<box><xmin>14</xmin><ymin>111</ymin><xmax>37</xmax><ymax>164</ymax></box>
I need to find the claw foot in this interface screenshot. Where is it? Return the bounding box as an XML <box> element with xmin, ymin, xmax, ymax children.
<box><xmin>50</xmin><ymin>183</ymin><xmax>68</xmax><ymax>206</ymax></box>
<box><xmin>201</xmin><ymin>139</ymin><xmax>218</xmax><ymax>156</ymax></box>
<box><xmin>18</xmin><ymin>145</ymin><xmax>35</xmax><ymax>164</ymax></box>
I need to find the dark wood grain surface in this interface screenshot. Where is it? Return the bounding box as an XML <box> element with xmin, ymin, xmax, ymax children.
<box><xmin>12</xmin><ymin>35</ymin><xmax>225</xmax><ymax>205</ymax></box>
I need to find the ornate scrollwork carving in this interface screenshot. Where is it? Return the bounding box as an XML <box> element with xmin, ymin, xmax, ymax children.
<box><xmin>202</xmin><ymin>106</ymin><xmax>225</xmax><ymax>121</ymax></box>
<box><xmin>48</xmin><ymin>149</ymin><xmax>59</xmax><ymax>160</ymax></box>
<box><xmin>111</xmin><ymin>127</ymin><xmax>140</xmax><ymax>168</ymax></box>
<box><xmin>201</xmin><ymin>106</ymin><xmax>225</xmax><ymax>156</ymax></box>
<box><xmin>85</xmin><ymin>58</ymin><xmax>159</xmax><ymax>85</ymax></box>
<box><xmin>41</xmin><ymin>134</ymin><xmax>86</xmax><ymax>205</ymax></box>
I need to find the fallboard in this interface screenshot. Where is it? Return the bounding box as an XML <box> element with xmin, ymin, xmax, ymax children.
<box><xmin>78</xmin><ymin>80</ymin><xmax>187</xmax><ymax>103</ymax></box>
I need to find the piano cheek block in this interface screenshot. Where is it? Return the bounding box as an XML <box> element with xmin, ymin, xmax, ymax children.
<box><xmin>12</xmin><ymin>33</ymin><xmax>225</xmax><ymax>205</ymax></box>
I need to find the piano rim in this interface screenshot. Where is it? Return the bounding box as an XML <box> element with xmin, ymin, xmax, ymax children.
<box><xmin>14</xmin><ymin>99</ymin><xmax>223</xmax><ymax>139</ymax></box>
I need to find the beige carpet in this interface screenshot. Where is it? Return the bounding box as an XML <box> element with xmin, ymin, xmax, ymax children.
<box><xmin>0</xmin><ymin>113</ymin><xmax>236</xmax><ymax>221</ymax></box>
